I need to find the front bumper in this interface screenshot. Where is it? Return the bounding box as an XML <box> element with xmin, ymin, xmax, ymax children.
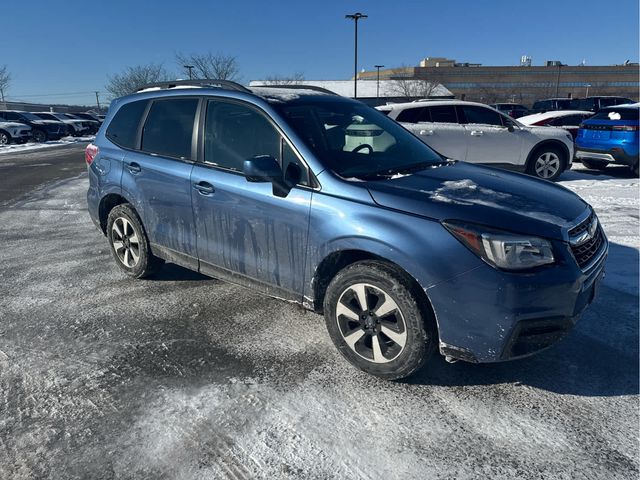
<box><xmin>427</xmin><ymin>234</ymin><xmax>608</xmax><ymax>363</ymax></box>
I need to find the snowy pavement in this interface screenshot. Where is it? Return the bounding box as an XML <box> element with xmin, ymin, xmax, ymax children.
<box><xmin>0</xmin><ymin>165</ymin><xmax>638</xmax><ymax>479</ymax></box>
<box><xmin>0</xmin><ymin>135</ymin><xmax>94</xmax><ymax>155</ymax></box>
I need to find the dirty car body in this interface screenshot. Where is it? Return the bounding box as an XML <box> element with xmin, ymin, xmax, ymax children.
<box><xmin>86</xmin><ymin>83</ymin><xmax>608</xmax><ymax>378</ymax></box>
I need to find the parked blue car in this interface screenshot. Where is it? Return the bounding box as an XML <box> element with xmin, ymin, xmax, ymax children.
<box><xmin>575</xmin><ymin>103</ymin><xmax>639</xmax><ymax>176</ymax></box>
<box><xmin>86</xmin><ymin>81</ymin><xmax>608</xmax><ymax>379</ymax></box>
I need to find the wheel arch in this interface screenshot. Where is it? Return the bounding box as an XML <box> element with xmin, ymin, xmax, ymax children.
<box><xmin>311</xmin><ymin>249</ymin><xmax>438</xmax><ymax>335</ymax></box>
<box><xmin>98</xmin><ymin>193</ymin><xmax>131</xmax><ymax>234</ymax></box>
<box><xmin>525</xmin><ymin>139</ymin><xmax>570</xmax><ymax>171</ymax></box>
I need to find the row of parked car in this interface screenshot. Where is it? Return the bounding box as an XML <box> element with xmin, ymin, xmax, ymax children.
<box><xmin>377</xmin><ymin>97</ymin><xmax>639</xmax><ymax>178</ymax></box>
<box><xmin>489</xmin><ymin>95</ymin><xmax>634</xmax><ymax>119</ymax></box>
<box><xmin>0</xmin><ymin>110</ymin><xmax>104</xmax><ymax>145</ymax></box>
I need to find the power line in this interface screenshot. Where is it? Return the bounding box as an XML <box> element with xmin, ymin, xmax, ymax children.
<box><xmin>5</xmin><ymin>90</ymin><xmax>105</xmax><ymax>99</ymax></box>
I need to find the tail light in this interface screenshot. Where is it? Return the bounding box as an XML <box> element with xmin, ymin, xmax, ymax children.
<box><xmin>612</xmin><ymin>125</ymin><xmax>639</xmax><ymax>131</ymax></box>
<box><xmin>85</xmin><ymin>143</ymin><xmax>98</xmax><ymax>165</ymax></box>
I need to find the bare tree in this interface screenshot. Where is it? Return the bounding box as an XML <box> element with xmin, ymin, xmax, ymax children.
<box><xmin>176</xmin><ymin>52</ymin><xmax>240</xmax><ymax>81</ymax></box>
<box><xmin>389</xmin><ymin>66</ymin><xmax>445</xmax><ymax>99</ymax></box>
<box><xmin>263</xmin><ymin>72</ymin><xmax>305</xmax><ymax>85</ymax></box>
<box><xmin>0</xmin><ymin>65</ymin><xmax>10</xmax><ymax>103</ymax></box>
<box><xmin>106</xmin><ymin>63</ymin><xmax>170</xmax><ymax>98</ymax></box>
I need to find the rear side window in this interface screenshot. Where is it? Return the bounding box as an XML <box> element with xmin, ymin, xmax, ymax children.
<box><xmin>396</xmin><ymin>107</ymin><xmax>430</xmax><ymax>123</ymax></box>
<box><xmin>427</xmin><ymin>105</ymin><xmax>458</xmax><ymax>123</ymax></box>
<box><xmin>460</xmin><ymin>105</ymin><xmax>503</xmax><ymax>126</ymax></box>
<box><xmin>106</xmin><ymin>100</ymin><xmax>148</xmax><ymax>149</ymax></box>
<box><xmin>141</xmin><ymin>98</ymin><xmax>199</xmax><ymax>159</ymax></box>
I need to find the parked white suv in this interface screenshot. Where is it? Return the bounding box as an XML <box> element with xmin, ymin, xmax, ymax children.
<box><xmin>0</xmin><ymin>121</ymin><xmax>32</xmax><ymax>145</ymax></box>
<box><xmin>377</xmin><ymin>100</ymin><xmax>574</xmax><ymax>180</ymax></box>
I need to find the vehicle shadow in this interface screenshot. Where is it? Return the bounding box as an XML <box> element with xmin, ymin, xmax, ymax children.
<box><xmin>147</xmin><ymin>262</ymin><xmax>214</xmax><ymax>282</ymax></box>
<box><xmin>562</xmin><ymin>163</ymin><xmax>637</xmax><ymax>181</ymax></box>
<box><xmin>407</xmin><ymin>241</ymin><xmax>639</xmax><ymax>397</ymax></box>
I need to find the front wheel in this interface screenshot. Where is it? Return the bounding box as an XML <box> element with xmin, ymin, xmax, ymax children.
<box><xmin>527</xmin><ymin>147</ymin><xmax>565</xmax><ymax>181</ymax></box>
<box><xmin>106</xmin><ymin>204</ymin><xmax>164</xmax><ymax>278</ymax></box>
<box><xmin>323</xmin><ymin>260</ymin><xmax>436</xmax><ymax>380</ymax></box>
<box><xmin>0</xmin><ymin>131</ymin><xmax>10</xmax><ymax>145</ymax></box>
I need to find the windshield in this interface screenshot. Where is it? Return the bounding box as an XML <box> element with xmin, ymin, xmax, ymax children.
<box><xmin>274</xmin><ymin>100</ymin><xmax>445</xmax><ymax>179</ymax></box>
<box><xmin>20</xmin><ymin>112</ymin><xmax>41</xmax><ymax>121</ymax></box>
<box><xmin>35</xmin><ymin>113</ymin><xmax>56</xmax><ymax>120</ymax></box>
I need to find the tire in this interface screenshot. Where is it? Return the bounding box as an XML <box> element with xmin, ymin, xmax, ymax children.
<box><xmin>106</xmin><ymin>204</ymin><xmax>164</xmax><ymax>278</ymax></box>
<box><xmin>581</xmin><ymin>159</ymin><xmax>609</xmax><ymax>171</ymax></box>
<box><xmin>527</xmin><ymin>146</ymin><xmax>566</xmax><ymax>181</ymax></box>
<box><xmin>0</xmin><ymin>131</ymin><xmax>10</xmax><ymax>145</ymax></box>
<box><xmin>323</xmin><ymin>260</ymin><xmax>436</xmax><ymax>380</ymax></box>
<box><xmin>631</xmin><ymin>162</ymin><xmax>639</xmax><ymax>177</ymax></box>
<box><xmin>32</xmin><ymin>129</ymin><xmax>47</xmax><ymax>143</ymax></box>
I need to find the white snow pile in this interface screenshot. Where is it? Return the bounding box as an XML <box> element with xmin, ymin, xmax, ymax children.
<box><xmin>0</xmin><ymin>135</ymin><xmax>94</xmax><ymax>155</ymax></box>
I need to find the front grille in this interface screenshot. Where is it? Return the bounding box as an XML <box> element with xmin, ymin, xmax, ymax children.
<box><xmin>568</xmin><ymin>213</ymin><xmax>592</xmax><ymax>238</ymax></box>
<box><xmin>571</xmin><ymin>227</ymin><xmax>604</xmax><ymax>269</ymax></box>
<box><xmin>569</xmin><ymin>212</ymin><xmax>605</xmax><ymax>270</ymax></box>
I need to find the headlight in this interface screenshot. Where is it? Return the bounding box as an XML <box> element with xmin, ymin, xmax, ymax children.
<box><xmin>443</xmin><ymin>221</ymin><xmax>555</xmax><ymax>270</ymax></box>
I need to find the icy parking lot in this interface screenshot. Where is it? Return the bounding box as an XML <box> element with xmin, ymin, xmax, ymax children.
<box><xmin>0</xmin><ymin>165</ymin><xmax>638</xmax><ymax>479</ymax></box>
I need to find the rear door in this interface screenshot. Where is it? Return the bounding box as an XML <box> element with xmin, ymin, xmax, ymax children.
<box><xmin>190</xmin><ymin>98</ymin><xmax>312</xmax><ymax>300</ymax></box>
<box><xmin>120</xmin><ymin>97</ymin><xmax>200</xmax><ymax>267</ymax></box>
<box><xmin>396</xmin><ymin>105</ymin><xmax>468</xmax><ymax>161</ymax></box>
<box><xmin>459</xmin><ymin>104</ymin><xmax>524</xmax><ymax>165</ymax></box>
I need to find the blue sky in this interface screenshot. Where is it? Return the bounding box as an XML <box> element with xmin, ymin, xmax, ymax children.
<box><xmin>2</xmin><ymin>0</ymin><xmax>638</xmax><ymax>105</ymax></box>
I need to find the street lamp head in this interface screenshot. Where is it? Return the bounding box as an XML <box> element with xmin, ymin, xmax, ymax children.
<box><xmin>345</xmin><ymin>12</ymin><xmax>368</xmax><ymax>20</ymax></box>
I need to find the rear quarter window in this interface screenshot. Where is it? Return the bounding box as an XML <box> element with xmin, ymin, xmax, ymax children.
<box><xmin>106</xmin><ymin>100</ymin><xmax>148</xmax><ymax>149</ymax></box>
<box><xmin>396</xmin><ymin>107</ymin><xmax>430</xmax><ymax>123</ymax></box>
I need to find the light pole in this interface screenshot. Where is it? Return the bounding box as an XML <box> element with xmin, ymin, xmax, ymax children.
<box><xmin>94</xmin><ymin>91</ymin><xmax>101</xmax><ymax>110</ymax></box>
<box><xmin>555</xmin><ymin>64</ymin><xmax>563</xmax><ymax>97</ymax></box>
<box><xmin>345</xmin><ymin>12</ymin><xmax>367</xmax><ymax>98</ymax></box>
<box><xmin>374</xmin><ymin>64</ymin><xmax>384</xmax><ymax>99</ymax></box>
<box><xmin>184</xmin><ymin>65</ymin><xmax>195</xmax><ymax>80</ymax></box>
<box><xmin>585</xmin><ymin>83</ymin><xmax>591</xmax><ymax>97</ymax></box>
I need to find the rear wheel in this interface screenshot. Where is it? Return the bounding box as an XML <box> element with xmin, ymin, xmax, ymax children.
<box><xmin>527</xmin><ymin>146</ymin><xmax>565</xmax><ymax>181</ymax></box>
<box><xmin>631</xmin><ymin>162</ymin><xmax>639</xmax><ymax>177</ymax></box>
<box><xmin>323</xmin><ymin>260</ymin><xmax>436</xmax><ymax>380</ymax></box>
<box><xmin>106</xmin><ymin>204</ymin><xmax>164</xmax><ymax>278</ymax></box>
<box><xmin>32</xmin><ymin>129</ymin><xmax>47</xmax><ymax>143</ymax></box>
<box><xmin>581</xmin><ymin>159</ymin><xmax>609</xmax><ymax>171</ymax></box>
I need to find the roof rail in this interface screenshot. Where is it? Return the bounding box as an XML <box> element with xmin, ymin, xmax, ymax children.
<box><xmin>253</xmin><ymin>84</ymin><xmax>338</xmax><ymax>95</ymax></box>
<box><xmin>136</xmin><ymin>79</ymin><xmax>251</xmax><ymax>93</ymax></box>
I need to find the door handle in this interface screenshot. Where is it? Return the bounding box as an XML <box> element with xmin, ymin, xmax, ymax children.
<box><xmin>126</xmin><ymin>162</ymin><xmax>141</xmax><ymax>174</ymax></box>
<box><xmin>419</xmin><ymin>129</ymin><xmax>434</xmax><ymax>136</ymax></box>
<box><xmin>193</xmin><ymin>181</ymin><xmax>215</xmax><ymax>196</ymax></box>
<box><xmin>470</xmin><ymin>130</ymin><xmax>484</xmax><ymax>136</ymax></box>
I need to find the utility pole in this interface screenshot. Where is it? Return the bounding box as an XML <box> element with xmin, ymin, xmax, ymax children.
<box><xmin>94</xmin><ymin>91</ymin><xmax>101</xmax><ymax>110</ymax></box>
<box><xmin>374</xmin><ymin>64</ymin><xmax>384</xmax><ymax>99</ymax></box>
<box><xmin>555</xmin><ymin>64</ymin><xmax>563</xmax><ymax>97</ymax></box>
<box><xmin>345</xmin><ymin>12</ymin><xmax>367</xmax><ymax>99</ymax></box>
<box><xmin>184</xmin><ymin>65</ymin><xmax>195</xmax><ymax>80</ymax></box>
<box><xmin>0</xmin><ymin>87</ymin><xmax>5</xmax><ymax>109</ymax></box>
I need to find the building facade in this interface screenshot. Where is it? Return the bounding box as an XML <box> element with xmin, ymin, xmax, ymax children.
<box><xmin>358</xmin><ymin>59</ymin><xmax>640</xmax><ymax>105</ymax></box>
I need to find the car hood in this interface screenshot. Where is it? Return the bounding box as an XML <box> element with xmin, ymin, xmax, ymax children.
<box><xmin>364</xmin><ymin>161</ymin><xmax>587</xmax><ymax>240</ymax></box>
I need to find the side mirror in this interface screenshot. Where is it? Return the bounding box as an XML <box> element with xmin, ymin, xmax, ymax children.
<box><xmin>243</xmin><ymin>155</ymin><xmax>282</xmax><ymax>183</ymax></box>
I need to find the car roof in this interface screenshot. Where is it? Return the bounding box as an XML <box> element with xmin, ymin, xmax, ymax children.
<box><xmin>378</xmin><ymin>100</ymin><xmax>490</xmax><ymax>110</ymax></box>
<box><xmin>518</xmin><ymin>110</ymin><xmax>593</xmax><ymax>124</ymax></box>
<box><xmin>600</xmin><ymin>102</ymin><xmax>639</xmax><ymax>109</ymax></box>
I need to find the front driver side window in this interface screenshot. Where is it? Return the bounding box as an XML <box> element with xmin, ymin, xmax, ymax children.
<box><xmin>461</xmin><ymin>105</ymin><xmax>503</xmax><ymax>126</ymax></box>
<box><xmin>204</xmin><ymin>100</ymin><xmax>309</xmax><ymax>185</ymax></box>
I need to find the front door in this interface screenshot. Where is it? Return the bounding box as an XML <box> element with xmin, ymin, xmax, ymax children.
<box><xmin>191</xmin><ymin>99</ymin><xmax>312</xmax><ymax>299</ymax></box>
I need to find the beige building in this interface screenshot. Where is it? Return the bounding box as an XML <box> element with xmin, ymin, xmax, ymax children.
<box><xmin>358</xmin><ymin>58</ymin><xmax>640</xmax><ymax>105</ymax></box>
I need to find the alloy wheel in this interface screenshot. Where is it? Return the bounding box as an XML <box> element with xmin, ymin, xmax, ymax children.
<box><xmin>111</xmin><ymin>217</ymin><xmax>140</xmax><ymax>268</ymax></box>
<box><xmin>534</xmin><ymin>152</ymin><xmax>560</xmax><ymax>179</ymax></box>
<box><xmin>336</xmin><ymin>283</ymin><xmax>407</xmax><ymax>363</ymax></box>
<box><xmin>0</xmin><ymin>133</ymin><xmax>9</xmax><ymax>145</ymax></box>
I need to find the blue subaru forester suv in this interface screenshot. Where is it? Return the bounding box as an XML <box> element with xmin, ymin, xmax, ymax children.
<box><xmin>86</xmin><ymin>80</ymin><xmax>608</xmax><ymax>380</ymax></box>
